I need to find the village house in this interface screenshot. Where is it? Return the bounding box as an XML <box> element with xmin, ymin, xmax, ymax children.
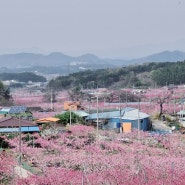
<box><xmin>86</xmin><ymin>107</ymin><xmax>151</xmax><ymax>132</ymax></box>
<box><xmin>0</xmin><ymin>116</ymin><xmax>39</xmax><ymax>133</ymax></box>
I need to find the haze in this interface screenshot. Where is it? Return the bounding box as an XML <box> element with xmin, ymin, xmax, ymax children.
<box><xmin>0</xmin><ymin>0</ymin><xmax>185</xmax><ymax>58</ymax></box>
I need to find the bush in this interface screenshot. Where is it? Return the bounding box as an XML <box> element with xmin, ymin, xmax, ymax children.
<box><xmin>153</xmin><ymin>113</ymin><xmax>160</xmax><ymax>120</ymax></box>
<box><xmin>55</xmin><ymin>112</ymin><xmax>84</xmax><ymax>125</ymax></box>
<box><xmin>164</xmin><ymin>114</ymin><xmax>172</xmax><ymax>122</ymax></box>
<box><xmin>167</xmin><ymin>122</ymin><xmax>181</xmax><ymax>130</ymax></box>
<box><xmin>0</xmin><ymin>137</ymin><xmax>10</xmax><ymax>148</ymax></box>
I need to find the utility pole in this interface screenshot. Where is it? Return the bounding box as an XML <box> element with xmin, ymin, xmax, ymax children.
<box><xmin>70</xmin><ymin>105</ymin><xmax>72</xmax><ymax>125</ymax></box>
<box><xmin>96</xmin><ymin>95</ymin><xmax>99</xmax><ymax>132</ymax></box>
<box><xmin>119</xmin><ymin>95</ymin><xmax>122</xmax><ymax>133</ymax></box>
<box><xmin>138</xmin><ymin>93</ymin><xmax>140</xmax><ymax>140</ymax></box>
<box><xmin>50</xmin><ymin>88</ymin><xmax>54</xmax><ymax>110</ymax></box>
<box><xmin>126</xmin><ymin>90</ymin><xmax>128</xmax><ymax>107</ymax></box>
<box><xmin>18</xmin><ymin>114</ymin><xmax>22</xmax><ymax>164</ymax></box>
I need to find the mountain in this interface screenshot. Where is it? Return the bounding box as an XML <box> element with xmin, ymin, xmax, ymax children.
<box><xmin>0</xmin><ymin>52</ymin><xmax>74</xmax><ymax>68</ymax></box>
<box><xmin>0</xmin><ymin>52</ymin><xmax>120</xmax><ymax>74</ymax></box>
<box><xmin>0</xmin><ymin>50</ymin><xmax>185</xmax><ymax>75</ymax></box>
<box><xmin>77</xmin><ymin>53</ymin><xmax>100</xmax><ymax>61</ymax></box>
<box><xmin>129</xmin><ymin>50</ymin><xmax>185</xmax><ymax>64</ymax></box>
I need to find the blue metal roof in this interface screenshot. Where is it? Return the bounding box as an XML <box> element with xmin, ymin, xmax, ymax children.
<box><xmin>86</xmin><ymin>107</ymin><xmax>150</xmax><ymax>120</ymax></box>
<box><xmin>0</xmin><ymin>126</ymin><xmax>39</xmax><ymax>133</ymax></box>
<box><xmin>21</xmin><ymin>126</ymin><xmax>39</xmax><ymax>132</ymax></box>
<box><xmin>87</xmin><ymin>111</ymin><xmax>120</xmax><ymax>120</ymax></box>
<box><xmin>0</xmin><ymin>128</ymin><xmax>19</xmax><ymax>132</ymax></box>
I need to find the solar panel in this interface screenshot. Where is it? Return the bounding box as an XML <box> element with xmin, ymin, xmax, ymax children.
<box><xmin>9</xmin><ymin>106</ymin><xmax>27</xmax><ymax>114</ymax></box>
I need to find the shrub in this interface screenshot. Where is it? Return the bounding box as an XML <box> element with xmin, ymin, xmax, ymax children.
<box><xmin>0</xmin><ymin>137</ymin><xmax>11</xmax><ymax>148</ymax></box>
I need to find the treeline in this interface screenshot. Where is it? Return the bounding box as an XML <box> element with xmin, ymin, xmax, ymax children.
<box><xmin>0</xmin><ymin>81</ymin><xmax>13</xmax><ymax>106</ymax></box>
<box><xmin>0</xmin><ymin>72</ymin><xmax>46</xmax><ymax>83</ymax></box>
<box><xmin>48</xmin><ymin>61</ymin><xmax>185</xmax><ymax>90</ymax></box>
<box><xmin>151</xmin><ymin>61</ymin><xmax>185</xmax><ymax>86</ymax></box>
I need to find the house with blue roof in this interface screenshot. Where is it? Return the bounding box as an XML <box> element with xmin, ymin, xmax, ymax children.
<box><xmin>86</xmin><ymin>107</ymin><xmax>151</xmax><ymax>131</ymax></box>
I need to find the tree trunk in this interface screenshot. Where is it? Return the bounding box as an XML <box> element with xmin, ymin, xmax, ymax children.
<box><xmin>159</xmin><ymin>103</ymin><xmax>163</xmax><ymax>119</ymax></box>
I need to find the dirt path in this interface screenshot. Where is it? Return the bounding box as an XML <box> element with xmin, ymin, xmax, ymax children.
<box><xmin>14</xmin><ymin>165</ymin><xmax>32</xmax><ymax>178</ymax></box>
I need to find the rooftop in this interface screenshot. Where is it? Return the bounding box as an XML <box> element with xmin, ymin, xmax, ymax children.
<box><xmin>0</xmin><ymin>116</ymin><xmax>37</xmax><ymax>127</ymax></box>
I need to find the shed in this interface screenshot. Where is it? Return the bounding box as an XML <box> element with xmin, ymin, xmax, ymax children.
<box><xmin>107</xmin><ymin>110</ymin><xmax>151</xmax><ymax>131</ymax></box>
<box><xmin>86</xmin><ymin>107</ymin><xmax>151</xmax><ymax>131</ymax></box>
<box><xmin>122</xmin><ymin>109</ymin><xmax>151</xmax><ymax>131</ymax></box>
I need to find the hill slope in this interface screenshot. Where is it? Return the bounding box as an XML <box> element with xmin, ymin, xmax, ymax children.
<box><xmin>0</xmin><ymin>50</ymin><xmax>185</xmax><ymax>75</ymax></box>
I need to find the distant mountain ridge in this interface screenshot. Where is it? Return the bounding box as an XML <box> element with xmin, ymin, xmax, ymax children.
<box><xmin>129</xmin><ymin>50</ymin><xmax>185</xmax><ymax>64</ymax></box>
<box><xmin>0</xmin><ymin>50</ymin><xmax>185</xmax><ymax>74</ymax></box>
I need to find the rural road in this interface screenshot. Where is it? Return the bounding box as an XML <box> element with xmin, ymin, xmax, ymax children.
<box><xmin>152</xmin><ymin>120</ymin><xmax>172</xmax><ymax>132</ymax></box>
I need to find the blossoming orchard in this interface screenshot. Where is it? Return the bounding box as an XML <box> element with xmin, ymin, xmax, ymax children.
<box><xmin>1</xmin><ymin>86</ymin><xmax>185</xmax><ymax>184</ymax></box>
<box><xmin>2</xmin><ymin>126</ymin><xmax>185</xmax><ymax>184</ymax></box>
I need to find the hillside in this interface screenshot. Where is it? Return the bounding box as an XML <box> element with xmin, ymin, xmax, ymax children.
<box><xmin>130</xmin><ymin>50</ymin><xmax>185</xmax><ymax>64</ymax></box>
<box><xmin>0</xmin><ymin>50</ymin><xmax>185</xmax><ymax>75</ymax></box>
<box><xmin>48</xmin><ymin>61</ymin><xmax>185</xmax><ymax>90</ymax></box>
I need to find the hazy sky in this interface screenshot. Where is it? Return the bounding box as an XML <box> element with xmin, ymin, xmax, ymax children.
<box><xmin>0</xmin><ymin>0</ymin><xmax>185</xmax><ymax>58</ymax></box>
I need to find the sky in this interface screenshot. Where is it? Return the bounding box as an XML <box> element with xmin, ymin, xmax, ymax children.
<box><xmin>0</xmin><ymin>0</ymin><xmax>185</xmax><ymax>58</ymax></box>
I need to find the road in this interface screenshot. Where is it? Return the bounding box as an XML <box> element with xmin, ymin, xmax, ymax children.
<box><xmin>152</xmin><ymin>120</ymin><xmax>172</xmax><ymax>132</ymax></box>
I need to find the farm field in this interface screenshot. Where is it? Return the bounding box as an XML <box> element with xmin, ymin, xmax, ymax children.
<box><xmin>11</xmin><ymin>86</ymin><xmax>185</xmax><ymax>117</ymax></box>
<box><xmin>1</xmin><ymin>125</ymin><xmax>185</xmax><ymax>184</ymax></box>
<box><xmin>1</xmin><ymin>86</ymin><xmax>185</xmax><ymax>184</ymax></box>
